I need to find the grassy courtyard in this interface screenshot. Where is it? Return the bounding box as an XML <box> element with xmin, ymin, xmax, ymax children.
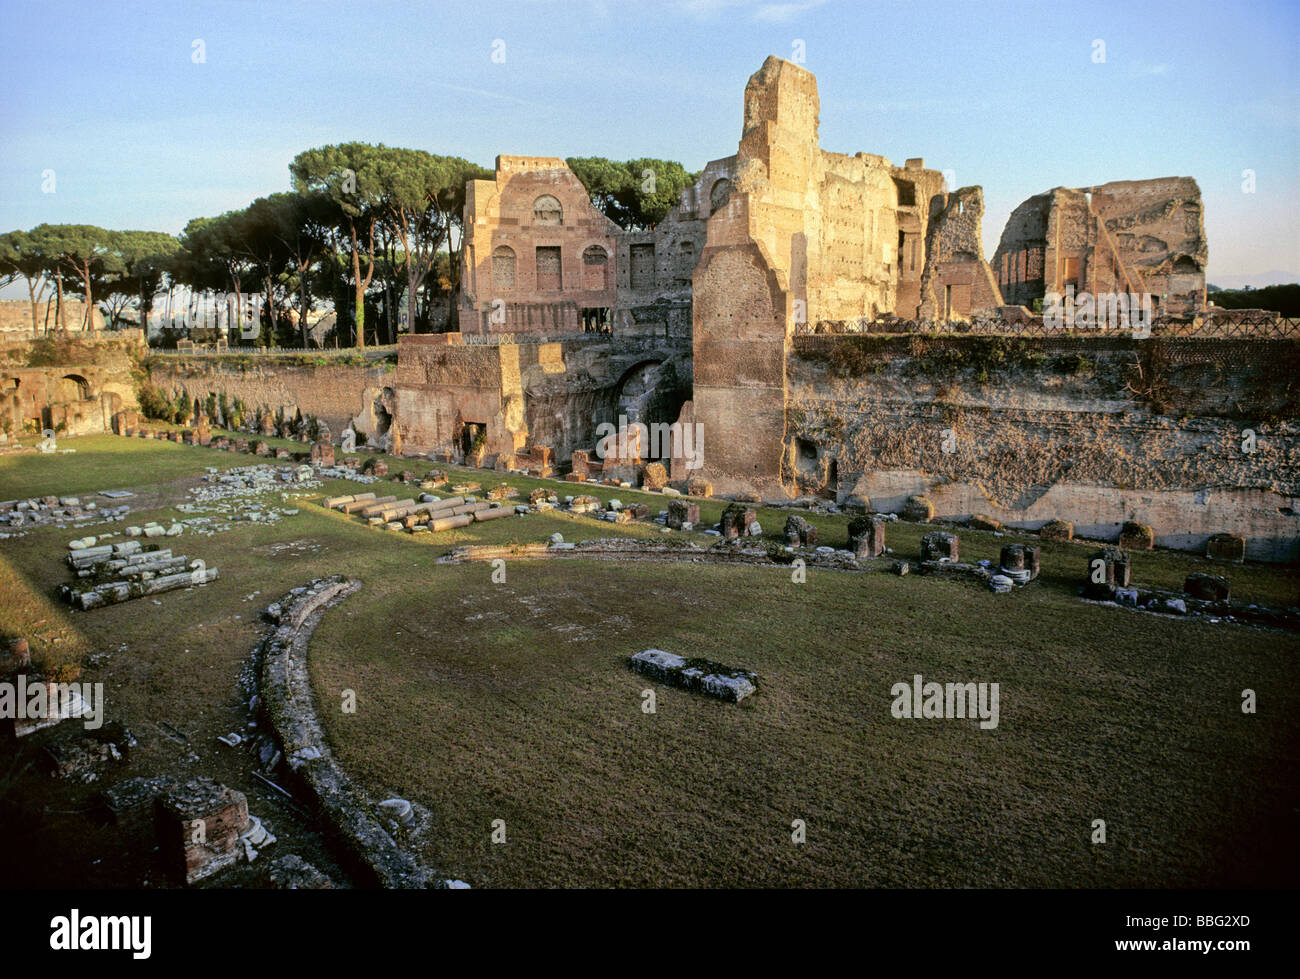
<box><xmin>0</xmin><ymin>433</ymin><xmax>1297</xmax><ymax>888</ymax></box>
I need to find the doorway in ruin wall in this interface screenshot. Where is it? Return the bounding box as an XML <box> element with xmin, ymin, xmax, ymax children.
<box><xmin>609</xmin><ymin>359</ymin><xmax>687</xmax><ymax>463</ymax></box>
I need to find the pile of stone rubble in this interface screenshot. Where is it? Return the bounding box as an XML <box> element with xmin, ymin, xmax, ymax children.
<box><xmin>0</xmin><ymin>492</ymin><xmax>134</xmax><ymax>539</ymax></box>
<box><xmin>171</xmin><ymin>464</ymin><xmax>323</xmax><ymax>535</ymax></box>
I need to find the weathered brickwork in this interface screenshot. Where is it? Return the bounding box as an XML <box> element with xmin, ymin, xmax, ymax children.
<box><xmin>692</xmin><ymin>56</ymin><xmax>970</xmax><ymax>493</ymax></box>
<box><xmin>459</xmin><ymin>156</ymin><xmax>622</xmax><ymax>335</ymax></box>
<box><xmin>992</xmin><ymin>178</ymin><xmax>1206</xmax><ymax>315</ymax></box>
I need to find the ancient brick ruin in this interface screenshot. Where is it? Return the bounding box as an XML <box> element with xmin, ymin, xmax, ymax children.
<box><xmin>992</xmin><ymin>177</ymin><xmax>1206</xmax><ymax>316</ymax></box>
<box><xmin>131</xmin><ymin>56</ymin><xmax>1296</xmax><ymax>560</ymax></box>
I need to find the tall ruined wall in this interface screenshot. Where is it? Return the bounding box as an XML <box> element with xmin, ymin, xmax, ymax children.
<box><xmin>693</xmin><ymin>55</ymin><xmax>955</xmax><ymax>493</ymax></box>
<box><xmin>394</xmin><ymin>334</ymin><xmax>693</xmax><ymax>466</ymax></box>
<box><xmin>151</xmin><ymin>359</ymin><xmax>396</xmax><ymax>444</ymax></box>
<box><xmin>917</xmin><ymin>187</ymin><xmax>1003</xmax><ymax>320</ymax></box>
<box><xmin>993</xmin><ymin>178</ymin><xmax>1205</xmax><ymax>315</ymax></box>
<box><xmin>1091</xmin><ymin>177</ymin><xmax>1207</xmax><ymax>314</ymax></box>
<box><xmin>786</xmin><ymin>335</ymin><xmax>1300</xmax><ymax>561</ymax></box>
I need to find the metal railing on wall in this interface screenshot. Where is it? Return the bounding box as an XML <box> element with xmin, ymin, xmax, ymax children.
<box><xmin>794</xmin><ymin>313</ymin><xmax>1300</xmax><ymax>339</ymax></box>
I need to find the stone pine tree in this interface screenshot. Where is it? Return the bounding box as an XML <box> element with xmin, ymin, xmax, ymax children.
<box><xmin>100</xmin><ymin>230</ymin><xmax>179</xmax><ymax>330</ymax></box>
<box><xmin>566</xmin><ymin>157</ymin><xmax>698</xmax><ymax>230</ymax></box>
<box><xmin>175</xmin><ymin>213</ymin><xmax>258</xmax><ymax>343</ymax></box>
<box><xmin>368</xmin><ymin>147</ymin><xmax>490</xmax><ymax>336</ymax></box>
<box><xmin>289</xmin><ymin>143</ymin><xmax>386</xmax><ymax>348</ymax></box>
<box><xmin>29</xmin><ymin>224</ymin><xmax>123</xmax><ymax>332</ymax></box>
<box><xmin>0</xmin><ymin>229</ymin><xmax>54</xmax><ymax>334</ymax></box>
<box><xmin>271</xmin><ymin>191</ymin><xmax>334</xmax><ymax>348</ymax></box>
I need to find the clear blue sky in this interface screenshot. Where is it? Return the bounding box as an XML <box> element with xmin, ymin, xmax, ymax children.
<box><xmin>1</xmin><ymin>0</ymin><xmax>1296</xmax><ymax>283</ymax></box>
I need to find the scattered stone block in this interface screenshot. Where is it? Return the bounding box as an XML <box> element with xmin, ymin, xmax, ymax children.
<box><xmin>311</xmin><ymin>442</ymin><xmax>335</xmax><ymax>466</ymax></box>
<box><xmin>686</xmin><ymin>478</ymin><xmax>713</xmax><ymax>498</ymax></box>
<box><xmin>892</xmin><ymin>559</ymin><xmax>910</xmax><ymax>576</ymax></box>
<box><xmin>488</xmin><ymin>483</ymin><xmax>519</xmax><ymax>501</ymax></box>
<box><xmin>1039</xmin><ymin>518</ymin><xmax>1074</xmax><ymax>542</ymax></box>
<box><xmin>666</xmin><ymin>500</ymin><xmax>699</xmax><ymax>530</ymax></box>
<box><xmin>519</xmin><ymin>444</ymin><xmax>554</xmax><ymax>478</ymax></box>
<box><xmin>919</xmin><ymin>560</ymin><xmax>990</xmax><ymax>584</ymax></box>
<box><xmin>101</xmin><ymin>775</ymin><xmax>179</xmax><ymax>836</ymax></box>
<box><xmin>847</xmin><ymin>515</ymin><xmax>886</xmax><ymax>559</ymax></box>
<box><xmin>784</xmin><ymin>514</ymin><xmax>817</xmax><ymax>547</ymax></box>
<box><xmin>903</xmin><ymin>495</ymin><xmax>934</xmax><ymax>522</ymax></box>
<box><xmin>1119</xmin><ymin>521</ymin><xmax>1154</xmax><ymax>550</ymax></box>
<box><xmin>920</xmin><ymin>530</ymin><xmax>958</xmax><ymax>562</ymax></box>
<box><xmin>843</xmin><ymin>492</ymin><xmax>871</xmax><ymax>513</ymax></box>
<box><xmin>1206</xmin><ymin>532</ymin><xmax>1245</xmax><ymax>564</ymax></box>
<box><xmin>269</xmin><ymin>854</ymin><xmax>334</xmax><ymax>889</ymax></box>
<box><xmin>969</xmin><ymin>513</ymin><xmax>1003</xmax><ymax>532</ymax></box>
<box><xmin>642</xmin><ymin>462</ymin><xmax>668</xmax><ymax>490</ymax></box>
<box><xmin>998</xmin><ymin>543</ymin><xmax>1039</xmax><ymax>583</ymax></box>
<box><xmin>156</xmin><ymin>778</ymin><xmax>249</xmax><ymax>884</ymax></box>
<box><xmin>569</xmin><ymin>494</ymin><xmax>601</xmax><ymax>514</ymax></box>
<box><xmin>625</xmin><ymin>503</ymin><xmax>650</xmax><ymax>521</ymax></box>
<box><xmin>720</xmin><ymin>503</ymin><xmax>757</xmax><ymax>539</ymax></box>
<box><xmin>363</xmin><ymin>458</ymin><xmax>388</xmax><ymax>477</ymax></box>
<box><xmin>1085</xmin><ymin>546</ymin><xmax>1131</xmax><ymax>598</ymax></box>
<box><xmin>1184</xmin><ymin>573</ymin><xmax>1230</xmax><ymax>602</ymax></box>
<box><xmin>630</xmin><ymin>649</ymin><xmax>757</xmax><ymax>703</ymax></box>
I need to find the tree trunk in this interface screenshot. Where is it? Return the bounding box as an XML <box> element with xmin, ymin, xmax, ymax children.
<box><xmin>26</xmin><ymin>276</ymin><xmax>44</xmax><ymax>338</ymax></box>
<box><xmin>55</xmin><ymin>273</ymin><xmax>67</xmax><ymax>335</ymax></box>
<box><xmin>265</xmin><ymin>275</ymin><xmax>275</xmax><ymax>345</ymax></box>
<box><xmin>351</xmin><ymin>224</ymin><xmax>366</xmax><ymax>349</ymax></box>
<box><xmin>299</xmin><ymin>268</ymin><xmax>310</xmax><ymax>349</ymax></box>
<box><xmin>407</xmin><ymin>264</ymin><xmax>421</xmax><ymax>335</ymax></box>
<box><xmin>80</xmin><ymin>260</ymin><xmax>93</xmax><ymax>331</ymax></box>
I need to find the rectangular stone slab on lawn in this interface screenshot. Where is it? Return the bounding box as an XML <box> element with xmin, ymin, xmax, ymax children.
<box><xmin>630</xmin><ymin>648</ymin><xmax>758</xmax><ymax>703</ymax></box>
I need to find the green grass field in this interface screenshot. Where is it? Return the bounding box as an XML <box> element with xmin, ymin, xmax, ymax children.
<box><xmin>1</xmin><ymin>433</ymin><xmax>1297</xmax><ymax>888</ymax></box>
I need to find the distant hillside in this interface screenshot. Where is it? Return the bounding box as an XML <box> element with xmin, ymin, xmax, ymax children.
<box><xmin>1207</xmin><ymin>283</ymin><xmax>1300</xmax><ymax>316</ymax></box>
<box><xmin>1207</xmin><ymin>270</ymin><xmax>1300</xmax><ymax>290</ymax></box>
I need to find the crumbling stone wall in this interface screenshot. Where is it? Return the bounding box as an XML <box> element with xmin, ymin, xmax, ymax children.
<box><xmin>691</xmin><ymin>55</ymin><xmax>970</xmax><ymax>493</ymax></box>
<box><xmin>393</xmin><ymin>333</ymin><xmax>692</xmax><ymax>466</ymax></box>
<box><xmin>0</xmin><ymin>332</ymin><xmax>141</xmax><ymax>437</ymax></box>
<box><xmin>614</xmin><ymin>156</ymin><xmax>736</xmax><ymax>339</ymax></box>
<box><xmin>1091</xmin><ymin>177</ymin><xmax>1207</xmax><ymax>315</ymax></box>
<box><xmin>992</xmin><ymin>178</ymin><xmax>1206</xmax><ymax>316</ymax></box>
<box><xmin>152</xmin><ymin>358</ymin><xmax>394</xmax><ymax>445</ymax></box>
<box><xmin>917</xmin><ymin>187</ymin><xmax>1004</xmax><ymax>321</ymax></box>
<box><xmin>786</xmin><ymin>334</ymin><xmax>1300</xmax><ymax>560</ymax></box>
